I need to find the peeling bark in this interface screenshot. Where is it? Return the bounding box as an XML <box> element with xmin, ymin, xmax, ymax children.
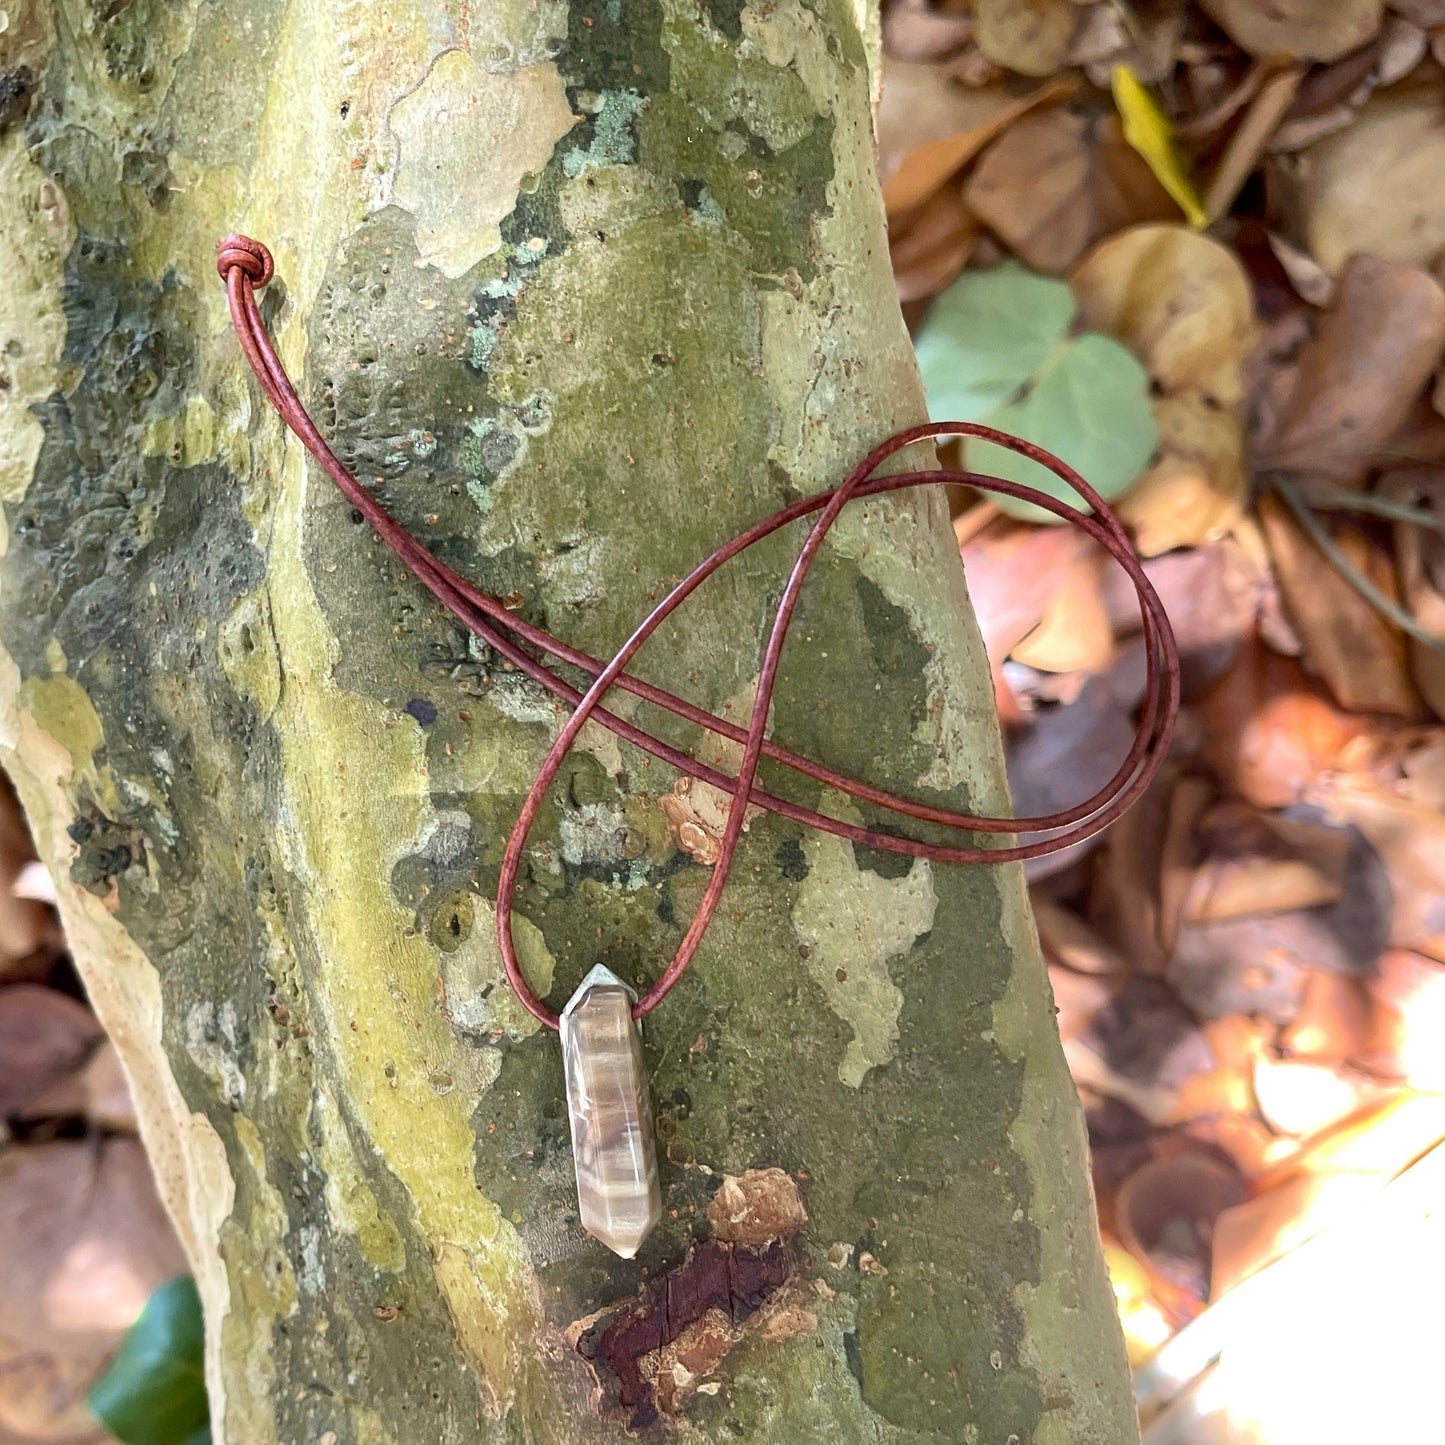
<box><xmin>0</xmin><ymin>0</ymin><xmax>1138</xmax><ymax>1440</ymax></box>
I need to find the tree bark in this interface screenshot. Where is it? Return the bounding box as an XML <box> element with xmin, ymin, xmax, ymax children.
<box><xmin>0</xmin><ymin>1</ymin><xmax>1138</xmax><ymax>1440</ymax></box>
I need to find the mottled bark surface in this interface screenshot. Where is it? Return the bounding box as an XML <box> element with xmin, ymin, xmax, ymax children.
<box><xmin>0</xmin><ymin>1</ymin><xmax>1137</xmax><ymax>1440</ymax></box>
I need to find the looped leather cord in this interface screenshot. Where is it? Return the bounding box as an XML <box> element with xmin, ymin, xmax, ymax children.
<box><xmin>218</xmin><ymin>235</ymin><xmax>1180</xmax><ymax>1029</ymax></box>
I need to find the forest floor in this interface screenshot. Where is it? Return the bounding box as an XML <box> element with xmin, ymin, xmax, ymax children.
<box><xmin>882</xmin><ymin>1</ymin><xmax>1445</xmax><ymax>1438</ymax></box>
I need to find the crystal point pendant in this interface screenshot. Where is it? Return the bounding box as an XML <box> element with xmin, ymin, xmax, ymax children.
<box><xmin>560</xmin><ymin>965</ymin><xmax>662</xmax><ymax>1258</ymax></box>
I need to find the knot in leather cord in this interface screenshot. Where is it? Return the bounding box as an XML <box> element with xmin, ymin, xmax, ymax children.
<box><xmin>216</xmin><ymin>234</ymin><xmax>274</xmax><ymax>287</ymax></box>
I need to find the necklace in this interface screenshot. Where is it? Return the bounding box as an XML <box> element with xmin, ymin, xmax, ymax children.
<box><xmin>218</xmin><ymin>235</ymin><xmax>1179</xmax><ymax>1258</ymax></box>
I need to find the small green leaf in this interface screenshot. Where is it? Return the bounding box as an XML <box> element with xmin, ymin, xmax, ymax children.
<box><xmin>89</xmin><ymin>1276</ymin><xmax>210</xmax><ymax>1445</ymax></box>
<box><xmin>913</xmin><ymin>262</ymin><xmax>1075</xmax><ymax>419</ymax></box>
<box><xmin>915</xmin><ymin>264</ymin><xmax>1158</xmax><ymax>522</ymax></box>
<box><xmin>969</xmin><ymin>332</ymin><xmax>1158</xmax><ymax>520</ymax></box>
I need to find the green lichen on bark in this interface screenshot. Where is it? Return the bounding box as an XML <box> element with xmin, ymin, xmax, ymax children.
<box><xmin>0</xmin><ymin>0</ymin><xmax>1137</xmax><ymax>1441</ymax></box>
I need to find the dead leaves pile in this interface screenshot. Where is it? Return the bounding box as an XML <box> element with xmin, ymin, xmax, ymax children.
<box><xmin>883</xmin><ymin>0</ymin><xmax>1445</xmax><ymax>1407</ymax></box>
<box><xmin>0</xmin><ymin>776</ymin><xmax>181</xmax><ymax>1445</ymax></box>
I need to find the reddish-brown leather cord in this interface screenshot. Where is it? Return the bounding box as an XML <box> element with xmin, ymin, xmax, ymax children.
<box><xmin>218</xmin><ymin>234</ymin><xmax>1180</xmax><ymax>1029</ymax></box>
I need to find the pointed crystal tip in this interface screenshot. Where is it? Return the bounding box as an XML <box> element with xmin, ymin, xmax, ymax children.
<box><xmin>561</xmin><ymin>970</ymin><xmax>663</xmax><ymax>1260</ymax></box>
<box><xmin>587</xmin><ymin>1197</ymin><xmax>664</xmax><ymax>1260</ymax></box>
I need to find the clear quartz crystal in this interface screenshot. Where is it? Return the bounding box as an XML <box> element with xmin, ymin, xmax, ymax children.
<box><xmin>560</xmin><ymin>965</ymin><xmax>662</xmax><ymax>1258</ymax></box>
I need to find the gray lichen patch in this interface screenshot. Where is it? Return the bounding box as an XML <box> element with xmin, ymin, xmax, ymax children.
<box><xmin>792</xmin><ymin>806</ymin><xmax>938</xmax><ymax>1087</ymax></box>
<box><xmin>563</xmin><ymin>89</ymin><xmax>645</xmax><ymax>176</ymax></box>
<box><xmin>440</xmin><ymin>895</ymin><xmax>556</xmax><ymax>1042</ymax></box>
<box><xmin>185</xmin><ymin>1000</ymin><xmax>249</xmax><ymax>1110</ymax></box>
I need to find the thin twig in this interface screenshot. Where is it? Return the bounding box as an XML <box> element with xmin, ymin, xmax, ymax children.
<box><xmin>1270</xmin><ymin>473</ymin><xmax>1445</xmax><ymax>651</ymax></box>
<box><xmin>1301</xmin><ymin>488</ymin><xmax>1445</xmax><ymax>534</ymax></box>
<box><xmin>1203</xmin><ymin>64</ymin><xmax>1304</xmax><ymax>223</ymax></box>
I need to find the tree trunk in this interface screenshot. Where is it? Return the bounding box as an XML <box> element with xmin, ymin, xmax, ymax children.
<box><xmin>0</xmin><ymin>1</ymin><xmax>1138</xmax><ymax>1440</ymax></box>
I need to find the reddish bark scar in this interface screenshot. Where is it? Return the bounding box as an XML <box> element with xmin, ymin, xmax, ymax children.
<box><xmin>578</xmin><ymin>1240</ymin><xmax>791</xmax><ymax>1428</ymax></box>
<box><xmin>575</xmin><ymin>1169</ymin><xmax>809</xmax><ymax>1428</ymax></box>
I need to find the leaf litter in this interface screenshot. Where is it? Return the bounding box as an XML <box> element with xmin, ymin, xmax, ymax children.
<box><xmin>884</xmin><ymin>0</ymin><xmax>1445</xmax><ymax>1432</ymax></box>
<box><xmin>0</xmin><ymin>772</ymin><xmax>172</xmax><ymax>1445</ymax></box>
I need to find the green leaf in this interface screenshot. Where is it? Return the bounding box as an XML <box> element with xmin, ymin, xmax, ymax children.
<box><xmin>969</xmin><ymin>333</ymin><xmax>1158</xmax><ymax>521</ymax></box>
<box><xmin>89</xmin><ymin>1276</ymin><xmax>210</xmax><ymax>1445</ymax></box>
<box><xmin>913</xmin><ymin>262</ymin><xmax>1074</xmax><ymax>419</ymax></box>
<box><xmin>914</xmin><ymin>264</ymin><xmax>1158</xmax><ymax>522</ymax></box>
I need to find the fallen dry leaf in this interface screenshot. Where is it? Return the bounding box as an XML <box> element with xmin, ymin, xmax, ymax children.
<box><xmin>1268</xmin><ymin>17</ymin><xmax>1427</xmax><ymax>152</ymax></box>
<box><xmin>1068</xmin><ymin>0</ymin><xmax>1187</xmax><ymax>89</ymax></box>
<box><xmin>1009</xmin><ymin>547</ymin><xmax>1113</xmax><ymax>674</ymax></box>
<box><xmin>877</xmin><ymin>61</ymin><xmax>1003</xmax><ymax>214</ymax></box>
<box><xmin>1102</xmin><ymin>540</ymin><xmax>1265</xmax><ymax>695</ymax></box>
<box><xmin>1169</xmin><ymin>805</ymin><xmax>1391</xmax><ymax>1020</ymax></box>
<box><xmin>1119</xmin><ymin>393</ymin><xmax>1249</xmax><ymax>556</ymax></box>
<box><xmin>973</xmin><ymin>0</ymin><xmax>1079</xmax><ymax>77</ymax></box>
<box><xmin>1032</xmin><ymin>894</ymin><xmax>1130</xmax><ymax>976</ymax></box>
<box><xmin>1072</xmin><ymin>977</ymin><xmax>1215</xmax><ymax>1124</ymax></box>
<box><xmin>22</xmin><ymin>1039</ymin><xmax>138</xmax><ymax>1134</ymax></box>
<box><xmin>889</xmin><ymin>185</ymin><xmax>977</xmax><ymax>303</ymax></box>
<box><xmin>1253</xmin><ymin>1054</ymin><xmax>1380</xmax><ymax>1137</ymax></box>
<box><xmin>1048</xmin><ymin>962</ymin><xmax>1120</xmax><ymax>1043</ymax></box>
<box><xmin>1211</xmin><ymin>1092</ymin><xmax>1445</xmax><ymax>1296</ymax></box>
<box><xmin>1258</xmin><ymin>491</ymin><xmax>1422</xmax><ymax>717</ymax></box>
<box><xmin>1086</xmin><ymin>1095</ymin><xmax>1158</xmax><ymax>1206</ymax></box>
<box><xmin>1183</xmin><ymin>801</ymin><xmax>1350</xmax><ymax>923</ymax></box>
<box><xmin>1196</xmin><ymin>1014</ymin><xmax>1275</xmax><ymax>1093</ymax></box>
<box><xmin>0</xmin><ymin>986</ymin><xmax>101</xmax><ymax>1118</ymax></box>
<box><xmin>1261</xmin><ymin>255</ymin><xmax>1445</xmax><ymax>480</ymax></box>
<box><xmin>881</xmin><ymin>0</ymin><xmax>975</xmax><ymax>64</ymax></box>
<box><xmin>1171</xmin><ymin>1015</ymin><xmax>1278</xmax><ymax>1170</ymax></box>
<box><xmin>1116</xmin><ymin>1151</ymin><xmax>1246</xmax><ymax>1319</ymax></box>
<box><xmin>1200</xmin><ymin>0</ymin><xmax>1383</xmax><ymax>63</ymax></box>
<box><xmin>0</xmin><ymin>1139</ymin><xmax>187</xmax><ymax>1442</ymax></box>
<box><xmin>1073</xmin><ymin>224</ymin><xmax>1257</xmax><ymax>404</ymax></box>
<box><xmin>960</xmin><ymin>519</ymin><xmax>1091</xmax><ymax>665</ymax></box>
<box><xmin>1243</xmin><ymin>305</ymin><xmax>1316</xmax><ymax>469</ymax></box>
<box><xmin>1378</xmin><ymin>469</ymin><xmax>1445</xmax><ymax>719</ymax></box>
<box><xmin>1103</xmin><ymin>1232</ymin><xmax>1176</xmax><ymax>1363</ymax></box>
<box><xmin>1390</xmin><ymin>0</ymin><xmax>1445</xmax><ymax>23</ymax></box>
<box><xmin>1397</xmin><ymin>730</ymin><xmax>1445</xmax><ymax>809</ymax></box>
<box><xmin>1305</xmin><ymin>773</ymin><xmax>1445</xmax><ymax>961</ymax></box>
<box><xmin>1085</xmin><ymin>769</ymin><xmax>1179</xmax><ymax>977</ymax></box>
<box><xmin>0</xmin><ymin>776</ymin><xmax>62</xmax><ymax>976</ymax></box>
<box><xmin>1266</xmin><ymin>230</ymin><xmax>1336</xmax><ymax>307</ymax></box>
<box><xmin>1280</xmin><ymin>971</ymin><xmax>1373</xmax><ymax>1063</ymax></box>
<box><xmin>1208</xmin><ymin>1172</ymin><xmax>1336</xmax><ymax>1299</ymax></box>
<box><xmin>964</xmin><ymin>106</ymin><xmax>1177</xmax><ymax>274</ymax></box>
<box><xmin>1156</xmin><ymin>776</ymin><xmax>1215</xmax><ymax>961</ymax></box>
<box><xmin>1273</xmin><ymin>86</ymin><xmax>1445</xmax><ymax>274</ymax></box>
<box><xmin>1072</xmin><ymin>224</ymin><xmax>1256</xmax><ymax>550</ymax></box>
<box><xmin>1169</xmin><ymin>913</ymin><xmax>1310</xmax><ymax>1023</ymax></box>
<box><xmin>1202</xmin><ymin>65</ymin><xmax>1306</xmax><ymax>224</ymax></box>
<box><xmin>878</xmin><ymin>63</ymin><xmax>1065</xmax><ymax>218</ymax></box>
<box><xmin>1006</xmin><ymin>676</ymin><xmax>1139</xmax><ymax>879</ymax></box>
<box><xmin>1195</xmin><ymin>643</ymin><xmax>1367</xmax><ymax>809</ymax></box>
<box><xmin>1366</xmin><ymin>949</ymin><xmax>1445</xmax><ymax>1089</ymax></box>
